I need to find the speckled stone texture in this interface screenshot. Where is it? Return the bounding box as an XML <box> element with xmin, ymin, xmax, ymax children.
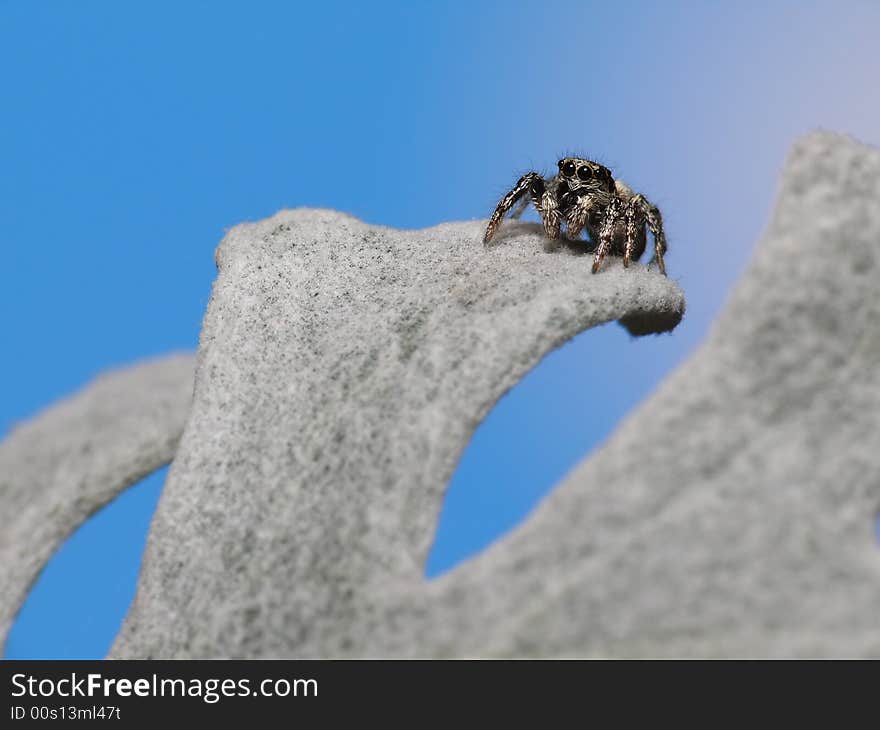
<box><xmin>110</xmin><ymin>208</ymin><xmax>684</xmax><ymax>657</ymax></box>
<box><xmin>21</xmin><ymin>131</ymin><xmax>877</xmax><ymax>659</ymax></box>
<box><xmin>396</xmin><ymin>132</ymin><xmax>880</xmax><ymax>658</ymax></box>
<box><xmin>0</xmin><ymin>354</ymin><xmax>195</xmax><ymax>651</ymax></box>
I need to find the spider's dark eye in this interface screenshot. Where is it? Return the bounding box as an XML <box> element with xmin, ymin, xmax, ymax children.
<box><xmin>577</xmin><ymin>166</ymin><xmax>593</xmax><ymax>181</ymax></box>
<box><xmin>529</xmin><ymin>178</ymin><xmax>545</xmax><ymax>197</ymax></box>
<box><xmin>562</xmin><ymin>161</ymin><xmax>576</xmax><ymax>177</ymax></box>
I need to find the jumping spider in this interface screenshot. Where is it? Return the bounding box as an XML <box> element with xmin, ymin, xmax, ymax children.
<box><xmin>483</xmin><ymin>158</ymin><xmax>667</xmax><ymax>275</ymax></box>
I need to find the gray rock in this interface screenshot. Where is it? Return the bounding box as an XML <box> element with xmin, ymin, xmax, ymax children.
<box><xmin>0</xmin><ymin>354</ymin><xmax>195</xmax><ymax>651</ymax></box>
<box><xmin>111</xmin><ymin>210</ymin><xmax>684</xmax><ymax>657</ymax></box>
<box><xmin>400</xmin><ymin>131</ymin><xmax>880</xmax><ymax>658</ymax></box>
<box><xmin>39</xmin><ymin>130</ymin><xmax>873</xmax><ymax>659</ymax></box>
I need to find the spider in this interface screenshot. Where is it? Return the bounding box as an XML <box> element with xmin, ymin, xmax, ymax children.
<box><xmin>482</xmin><ymin>157</ymin><xmax>667</xmax><ymax>275</ymax></box>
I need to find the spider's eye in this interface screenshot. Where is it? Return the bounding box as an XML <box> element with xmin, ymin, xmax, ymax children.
<box><xmin>562</xmin><ymin>161</ymin><xmax>576</xmax><ymax>177</ymax></box>
<box><xmin>529</xmin><ymin>178</ymin><xmax>545</xmax><ymax>197</ymax></box>
<box><xmin>577</xmin><ymin>166</ymin><xmax>593</xmax><ymax>181</ymax></box>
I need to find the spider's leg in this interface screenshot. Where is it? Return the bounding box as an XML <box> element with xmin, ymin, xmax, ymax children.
<box><xmin>509</xmin><ymin>196</ymin><xmax>531</xmax><ymax>220</ymax></box>
<box><xmin>483</xmin><ymin>172</ymin><xmax>543</xmax><ymax>244</ymax></box>
<box><xmin>591</xmin><ymin>196</ymin><xmax>624</xmax><ymax>274</ymax></box>
<box><xmin>623</xmin><ymin>198</ymin><xmax>641</xmax><ymax>268</ymax></box>
<box><xmin>647</xmin><ymin>203</ymin><xmax>668</xmax><ymax>276</ymax></box>
<box><xmin>629</xmin><ymin>194</ymin><xmax>667</xmax><ymax>276</ymax></box>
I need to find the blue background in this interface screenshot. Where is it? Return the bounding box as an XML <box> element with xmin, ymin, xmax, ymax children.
<box><xmin>2</xmin><ymin>1</ymin><xmax>879</xmax><ymax>658</ymax></box>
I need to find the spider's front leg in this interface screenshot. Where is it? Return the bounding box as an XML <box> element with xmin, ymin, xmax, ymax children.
<box><xmin>509</xmin><ymin>196</ymin><xmax>531</xmax><ymax>220</ymax></box>
<box><xmin>483</xmin><ymin>172</ymin><xmax>544</xmax><ymax>244</ymax></box>
<box><xmin>591</xmin><ymin>196</ymin><xmax>624</xmax><ymax>274</ymax></box>
<box><xmin>625</xmin><ymin>194</ymin><xmax>667</xmax><ymax>275</ymax></box>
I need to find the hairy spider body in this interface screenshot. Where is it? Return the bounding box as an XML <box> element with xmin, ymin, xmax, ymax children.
<box><xmin>483</xmin><ymin>158</ymin><xmax>667</xmax><ymax>275</ymax></box>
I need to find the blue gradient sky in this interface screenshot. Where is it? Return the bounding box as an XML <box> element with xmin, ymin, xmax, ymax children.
<box><xmin>3</xmin><ymin>1</ymin><xmax>879</xmax><ymax>658</ymax></box>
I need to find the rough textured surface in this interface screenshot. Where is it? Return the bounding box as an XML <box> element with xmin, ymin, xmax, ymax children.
<box><xmin>0</xmin><ymin>130</ymin><xmax>849</xmax><ymax>657</ymax></box>
<box><xmin>115</xmin><ymin>131</ymin><xmax>880</xmax><ymax>658</ymax></box>
<box><xmin>399</xmin><ymin>132</ymin><xmax>880</xmax><ymax>658</ymax></box>
<box><xmin>111</xmin><ymin>209</ymin><xmax>684</xmax><ymax>657</ymax></box>
<box><xmin>0</xmin><ymin>354</ymin><xmax>195</xmax><ymax>651</ymax></box>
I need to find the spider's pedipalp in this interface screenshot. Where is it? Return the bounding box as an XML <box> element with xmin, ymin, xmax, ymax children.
<box><xmin>564</xmin><ymin>191</ymin><xmax>595</xmax><ymax>240</ymax></box>
<box><xmin>592</xmin><ymin>196</ymin><xmax>624</xmax><ymax>274</ymax></box>
<box><xmin>538</xmin><ymin>184</ymin><xmax>562</xmax><ymax>243</ymax></box>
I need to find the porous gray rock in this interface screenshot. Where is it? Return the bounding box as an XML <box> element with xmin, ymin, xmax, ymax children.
<box><xmin>401</xmin><ymin>131</ymin><xmax>880</xmax><ymax>658</ymax></box>
<box><xmin>111</xmin><ymin>210</ymin><xmax>684</xmax><ymax>657</ymax></box>
<box><xmin>0</xmin><ymin>354</ymin><xmax>195</xmax><ymax>651</ymax></box>
<box><xmin>370</xmin><ymin>130</ymin><xmax>880</xmax><ymax>657</ymax></box>
<box><xmin>0</xmin><ymin>130</ymin><xmax>840</xmax><ymax>657</ymax></box>
<box><xmin>115</xmin><ymin>131</ymin><xmax>880</xmax><ymax>658</ymax></box>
